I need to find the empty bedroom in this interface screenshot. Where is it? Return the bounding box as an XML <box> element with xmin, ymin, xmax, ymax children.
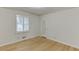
<box><xmin>0</xmin><ymin>7</ymin><xmax>79</xmax><ymax>51</ymax></box>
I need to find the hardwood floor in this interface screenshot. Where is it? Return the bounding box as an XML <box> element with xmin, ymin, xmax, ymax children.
<box><xmin>0</xmin><ymin>36</ymin><xmax>79</xmax><ymax>51</ymax></box>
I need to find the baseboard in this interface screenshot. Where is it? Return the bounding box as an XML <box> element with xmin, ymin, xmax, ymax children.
<box><xmin>0</xmin><ymin>35</ymin><xmax>39</xmax><ymax>47</ymax></box>
<box><xmin>1</xmin><ymin>35</ymin><xmax>79</xmax><ymax>49</ymax></box>
<box><xmin>43</xmin><ymin>35</ymin><xmax>79</xmax><ymax>49</ymax></box>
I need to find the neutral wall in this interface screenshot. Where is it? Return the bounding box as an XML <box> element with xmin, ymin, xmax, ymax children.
<box><xmin>1</xmin><ymin>7</ymin><xmax>79</xmax><ymax>48</ymax></box>
<box><xmin>41</xmin><ymin>8</ymin><xmax>79</xmax><ymax>48</ymax></box>
<box><xmin>0</xmin><ymin>8</ymin><xmax>40</xmax><ymax>46</ymax></box>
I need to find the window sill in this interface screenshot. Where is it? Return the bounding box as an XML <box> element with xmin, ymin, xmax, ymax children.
<box><xmin>16</xmin><ymin>31</ymin><xmax>29</xmax><ymax>34</ymax></box>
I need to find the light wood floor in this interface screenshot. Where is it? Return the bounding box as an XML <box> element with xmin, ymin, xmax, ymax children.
<box><xmin>0</xmin><ymin>36</ymin><xmax>79</xmax><ymax>51</ymax></box>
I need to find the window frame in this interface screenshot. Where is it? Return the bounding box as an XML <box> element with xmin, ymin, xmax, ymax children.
<box><xmin>16</xmin><ymin>15</ymin><xmax>29</xmax><ymax>33</ymax></box>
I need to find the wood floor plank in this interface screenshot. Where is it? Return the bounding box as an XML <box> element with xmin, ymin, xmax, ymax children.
<box><xmin>0</xmin><ymin>36</ymin><xmax>79</xmax><ymax>51</ymax></box>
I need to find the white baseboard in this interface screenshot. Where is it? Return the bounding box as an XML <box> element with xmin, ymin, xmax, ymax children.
<box><xmin>0</xmin><ymin>35</ymin><xmax>38</xmax><ymax>47</ymax></box>
<box><xmin>1</xmin><ymin>35</ymin><xmax>79</xmax><ymax>49</ymax></box>
<box><xmin>43</xmin><ymin>35</ymin><xmax>79</xmax><ymax>49</ymax></box>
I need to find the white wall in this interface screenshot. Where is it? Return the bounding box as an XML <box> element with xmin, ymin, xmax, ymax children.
<box><xmin>0</xmin><ymin>8</ymin><xmax>40</xmax><ymax>46</ymax></box>
<box><xmin>1</xmin><ymin>7</ymin><xmax>79</xmax><ymax>48</ymax></box>
<box><xmin>41</xmin><ymin>8</ymin><xmax>79</xmax><ymax>48</ymax></box>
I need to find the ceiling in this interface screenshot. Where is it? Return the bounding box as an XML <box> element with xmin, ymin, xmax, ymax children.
<box><xmin>5</xmin><ymin>7</ymin><xmax>74</xmax><ymax>15</ymax></box>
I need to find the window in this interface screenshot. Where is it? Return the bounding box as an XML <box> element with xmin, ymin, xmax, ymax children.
<box><xmin>16</xmin><ymin>15</ymin><xmax>29</xmax><ymax>32</ymax></box>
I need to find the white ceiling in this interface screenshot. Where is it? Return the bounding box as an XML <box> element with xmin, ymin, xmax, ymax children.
<box><xmin>5</xmin><ymin>7</ymin><xmax>75</xmax><ymax>15</ymax></box>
